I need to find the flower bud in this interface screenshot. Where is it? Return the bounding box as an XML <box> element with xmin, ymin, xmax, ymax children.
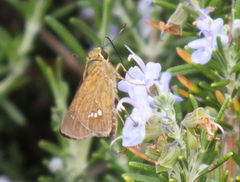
<box><xmin>154</xmin><ymin>92</ymin><xmax>175</xmax><ymax>111</ymax></box>
<box><xmin>155</xmin><ymin>141</ymin><xmax>181</xmax><ymax>172</ymax></box>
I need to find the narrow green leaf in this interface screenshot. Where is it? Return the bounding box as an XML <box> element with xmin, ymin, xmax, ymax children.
<box><xmin>173</xmin><ymin>85</ymin><xmax>183</xmax><ymax>121</ymax></box>
<box><xmin>219</xmin><ymin>121</ymin><xmax>232</xmax><ymax>130</ymax></box>
<box><xmin>211</xmin><ymin>79</ymin><xmax>230</xmax><ymax>87</ymax></box>
<box><xmin>70</xmin><ymin>18</ymin><xmax>101</xmax><ymax>46</ymax></box>
<box><xmin>220</xmin><ymin>170</ymin><xmax>229</xmax><ymax>182</ymax></box>
<box><xmin>39</xmin><ymin>140</ymin><xmax>62</xmax><ymax>156</ymax></box>
<box><xmin>99</xmin><ymin>0</ymin><xmax>114</xmax><ymax>38</ymax></box>
<box><xmin>193</xmin><ymin>64</ymin><xmax>219</xmax><ymax>81</ymax></box>
<box><xmin>36</xmin><ymin>57</ymin><xmax>67</xmax><ymax>113</ymax></box>
<box><xmin>167</xmin><ymin>64</ymin><xmax>198</xmax><ymax>76</ymax></box>
<box><xmin>231</xmin><ymin>62</ymin><xmax>240</xmax><ymax>73</ymax></box>
<box><xmin>91</xmin><ymin>0</ymin><xmax>101</xmax><ymax>27</ymax></box>
<box><xmin>215</xmin><ymin>96</ymin><xmax>230</xmax><ymax>123</ymax></box>
<box><xmin>180</xmin><ymin>170</ymin><xmax>186</xmax><ymax>182</ymax></box>
<box><xmin>232</xmin><ymin>151</ymin><xmax>240</xmax><ymax>166</ymax></box>
<box><xmin>205</xmin><ymin>97</ymin><xmax>220</xmax><ymax>109</ymax></box>
<box><xmin>214</xmin><ymin>0</ymin><xmax>227</xmax><ymax>17</ymax></box>
<box><xmin>199</xmin><ymin>81</ymin><xmax>216</xmax><ymax>92</ymax></box>
<box><xmin>50</xmin><ymin>2</ymin><xmax>78</xmax><ymax>18</ymax></box>
<box><xmin>158</xmin><ymin>172</ymin><xmax>169</xmax><ymax>181</ymax></box>
<box><xmin>212</xmin><ymin>49</ymin><xmax>227</xmax><ymax>74</ymax></box>
<box><xmin>169</xmin><ymin>178</ymin><xmax>178</xmax><ymax>182</ymax></box>
<box><xmin>55</xmin><ymin>57</ymin><xmax>62</xmax><ymax>85</ymax></box>
<box><xmin>178</xmin><ymin>156</ymin><xmax>189</xmax><ymax>170</ymax></box>
<box><xmin>198</xmin><ymin>152</ymin><xmax>233</xmax><ymax>177</ymax></box>
<box><xmin>0</xmin><ymin>98</ymin><xmax>26</xmax><ymax>126</ymax></box>
<box><xmin>45</xmin><ymin>16</ymin><xmax>85</xmax><ymax>58</ymax></box>
<box><xmin>100</xmin><ymin>138</ymin><xmax>111</xmax><ymax>149</ymax></box>
<box><xmin>235</xmin><ymin>50</ymin><xmax>240</xmax><ymax>63</ymax></box>
<box><xmin>145</xmin><ymin>150</ymin><xmax>160</xmax><ymax>160</ymax></box>
<box><xmin>181</xmin><ymin>3</ymin><xmax>199</xmax><ymax>17</ymax></box>
<box><xmin>129</xmin><ymin>162</ymin><xmax>155</xmax><ymax>173</ymax></box>
<box><xmin>198</xmin><ymin>175</ymin><xmax>207</xmax><ymax>182</ymax></box>
<box><xmin>206</xmin><ymin>0</ymin><xmax>222</xmax><ymax>7</ymax></box>
<box><xmin>122</xmin><ymin>173</ymin><xmax>160</xmax><ymax>182</ymax></box>
<box><xmin>216</xmin><ymin>37</ymin><xmax>227</xmax><ymax>68</ymax></box>
<box><xmin>236</xmin><ymin>0</ymin><xmax>240</xmax><ymax>19</ymax></box>
<box><xmin>207</xmin><ymin>60</ymin><xmax>224</xmax><ymax>75</ymax></box>
<box><xmin>153</xmin><ymin>0</ymin><xmax>177</xmax><ymax>10</ymax></box>
<box><xmin>205</xmin><ymin>141</ymin><xmax>220</xmax><ymax>164</ymax></box>
<box><xmin>36</xmin><ymin>57</ymin><xmax>59</xmax><ymax>101</ymax></box>
<box><xmin>123</xmin><ymin>176</ymin><xmax>135</xmax><ymax>182</ymax></box>
<box><xmin>231</xmin><ymin>85</ymin><xmax>239</xmax><ymax>98</ymax></box>
<box><xmin>189</xmin><ymin>94</ymin><xmax>198</xmax><ymax>109</ymax></box>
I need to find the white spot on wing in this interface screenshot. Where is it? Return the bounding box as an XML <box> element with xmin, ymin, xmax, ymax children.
<box><xmin>97</xmin><ymin>109</ymin><xmax>102</xmax><ymax>116</ymax></box>
<box><xmin>88</xmin><ymin>110</ymin><xmax>103</xmax><ymax>118</ymax></box>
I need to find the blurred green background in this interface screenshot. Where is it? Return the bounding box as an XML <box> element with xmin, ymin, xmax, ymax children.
<box><xmin>0</xmin><ymin>0</ymin><xmax>190</xmax><ymax>181</ymax></box>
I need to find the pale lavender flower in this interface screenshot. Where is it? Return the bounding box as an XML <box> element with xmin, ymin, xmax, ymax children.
<box><xmin>119</xmin><ymin>45</ymin><xmax>181</xmax><ymax>101</ymax></box>
<box><xmin>188</xmin><ymin>18</ymin><xmax>228</xmax><ymax>64</ymax></box>
<box><xmin>117</xmin><ymin>45</ymin><xmax>180</xmax><ymax>146</ymax></box>
<box><xmin>196</xmin><ymin>7</ymin><xmax>214</xmax><ymax>21</ymax></box>
<box><xmin>122</xmin><ymin>111</ymin><xmax>146</xmax><ymax>147</ymax></box>
<box><xmin>118</xmin><ymin>85</ymin><xmax>153</xmax><ymax>147</ymax></box>
<box><xmin>119</xmin><ymin>45</ymin><xmax>162</xmax><ymax>93</ymax></box>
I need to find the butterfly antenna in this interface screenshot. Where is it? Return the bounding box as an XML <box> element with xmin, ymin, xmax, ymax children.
<box><xmin>102</xmin><ymin>23</ymin><xmax>127</xmax><ymax>65</ymax></box>
<box><xmin>103</xmin><ymin>23</ymin><xmax>127</xmax><ymax>47</ymax></box>
<box><xmin>104</xmin><ymin>36</ymin><xmax>125</xmax><ymax>67</ymax></box>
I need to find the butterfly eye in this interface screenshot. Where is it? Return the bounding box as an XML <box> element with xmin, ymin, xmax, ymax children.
<box><xmin>101</xmin><ymin>50</ymin><xmax>108</xmax><ymax>60</ymax></box>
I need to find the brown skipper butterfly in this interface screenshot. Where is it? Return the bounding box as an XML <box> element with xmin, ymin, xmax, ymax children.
<box><xmin>60</xmin><ymin>48</ymin><xmax>117</xmax><ymax>140</ymax></box>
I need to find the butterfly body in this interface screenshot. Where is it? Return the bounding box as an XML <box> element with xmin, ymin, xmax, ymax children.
<box><xmin>60</xmin><ymin>48</ymin><xmax>117</xmax><ymax>140</ymax></box>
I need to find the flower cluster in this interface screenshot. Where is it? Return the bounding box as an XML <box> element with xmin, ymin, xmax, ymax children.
<box><xmin>116</xmin><ymin>45</ymin><xmax>182</xmax><ymax>147</ymax></box>
<box><xmin>111</xmin><ymin>1</ymin><xmax>235</xmax><ymax>180</ymax></box>
<box><xmin>187</xmin><ymin>15</ymin><xmax>229</xmax><ymax>64</ymax></box>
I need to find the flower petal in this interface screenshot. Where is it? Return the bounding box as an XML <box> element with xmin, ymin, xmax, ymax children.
<box><xmin>219</xmin><ymin>34</ymin><xmax>229</xmax><ymax>45</ymax></box>
<box><xmin>210</xmin><ymin>18</ymin><xmax>224</xmax><ymax>35</ymax></box>
<box><xmin>159</xmin><ymin>72</ymin><xmax>172</xmax><ymax>93</ymax></box>
<box><xmin>125</xmin><ymin>45</ymin><xmax>146</xmax><ymax>72</ymax></box>
<box><xmin>188</xmin><ymin>38</ymin><xmax>210</xmax><ymax>49</ymax></box>
<box><xmin>145</xmin><ymin>62</ymin><xmax>161</xmax><ymax>80</ymax></box>
<box><xmin>191</xmin><ymin>48</ymin><xmax>212</xmax><ymax>64</ymax></box>
<box><xmin>122</xmin><ymin>112</ymin><xmax>146</xmax><ymax>147</ymax></box>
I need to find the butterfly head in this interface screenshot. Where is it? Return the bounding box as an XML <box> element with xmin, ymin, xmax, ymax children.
<box><xmin>87</xmin><ymin>48</ymin><xmax>109</xmax><ymax>62</ymax></box>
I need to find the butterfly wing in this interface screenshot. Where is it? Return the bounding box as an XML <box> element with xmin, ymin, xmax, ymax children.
<box><xmin>60</xmin><ymin>51</ymin><xmax>117</xmax><ymax>139</ymax></box>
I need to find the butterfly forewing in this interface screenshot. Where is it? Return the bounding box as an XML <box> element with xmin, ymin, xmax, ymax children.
<box><xmin>60</xmin><ymin>48</ymin><xmax>117</xmax><ymax>140</ymax></box>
